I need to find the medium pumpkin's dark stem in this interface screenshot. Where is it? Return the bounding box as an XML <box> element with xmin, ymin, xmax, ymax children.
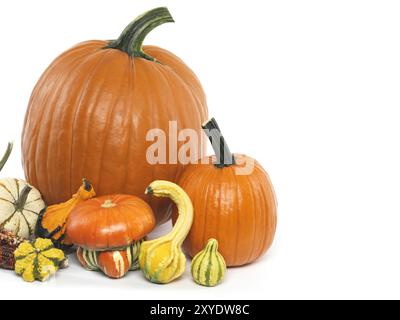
<box><xmin>14</xmin><ymin>185</ymin><xmax>32</xmax><ymax>211</ymax></box>
<box><xmin>0</xmin><ymin>142</ymin><xmax>13</xmax><ymax>173</ymax></box>
<box><xmin>107</xmin><ymin>7</ymin><xmax>174</xmax><ymax>61</ymax></box>
<box><xmin>82</xmin><ymin>178</ymin><xmax>92</xmax><ymax>192</ymax></box>
<box><xmin>202</xmin><ymin>118</ymin><xmax>236</xmax><ymax>168</ymax></box>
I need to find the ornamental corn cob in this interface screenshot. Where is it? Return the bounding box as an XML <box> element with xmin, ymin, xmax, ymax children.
<box><xmin>0</xmin><ymin>229</ymin><xmax>23</xmax><ymax>270</ymax></box>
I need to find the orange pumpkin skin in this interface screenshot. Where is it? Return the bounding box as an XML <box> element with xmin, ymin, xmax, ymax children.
<box><xmin>174</xmin><ymin>154</ymin><xmax>277</xmax><ymax>267</ymax></box>
<box><xmin>66</xmin><ymin>195</ymin><xmax>155</xmax><ymax>250</ymax></box>
<box><xmin>21</xmin><ymin>8</ymin><xmax>207</xmax><ymax>224</ymax></box>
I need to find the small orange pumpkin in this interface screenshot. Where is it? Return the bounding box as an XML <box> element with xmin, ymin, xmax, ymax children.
<box><xmin>174</xmin><ymin>119</ymin><xmax>278</xmax><ymax>267</ymax></box>
<box><xmin>67</xmin><ymin>195</ymin><xmax>155</xmax><ymax>278</ymax></box>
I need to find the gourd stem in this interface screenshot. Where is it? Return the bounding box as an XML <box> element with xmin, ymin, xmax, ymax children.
<box><xmin>0</xmin><ymin>142</ymin><xmax>13</xmax><ymax>172</ymax></box>
<box><xmin>15</xmin><ymin>185</ymin><xmax>32</xmax><ymax>211</ymax></box>
<box><xmin>202</xmin><ymin>118</ymin><xmax>236</xmax><ymax>168</ymax></box>
<box><xmin>107</xmin><ymin>7</ymin><xmax>174</xmax><ymax>61</ymax></box>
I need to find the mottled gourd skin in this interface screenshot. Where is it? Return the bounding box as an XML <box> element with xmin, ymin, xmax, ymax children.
<box><xmin>139</xmin><ymin>181</ymin><xmax>193</xmax><ymax>284</ymax></box>
<box><xmin>21</xmin><ymin>7</ymin><xmax>208</xmax><ymax>225</ymax></box>
<box><xmin>191</xmin><ymin>239</ymin><xmax>226</xmax><ymax>287</ymax></box>
<box><xmin>14</xmin><ymin>238</ymin><xmax>66</xmax><ymax>282</ymax></box>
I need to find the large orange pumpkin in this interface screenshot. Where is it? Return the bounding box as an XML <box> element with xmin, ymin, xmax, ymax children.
<box><xmin>173</xmin><ymin>119</ymin><xmax>277</xmax><ymax>267</ymax></box>
<box><xmin>21</xmin><ymin>7</ymin><xmax>208</xmax><ymax>224</ymax></box>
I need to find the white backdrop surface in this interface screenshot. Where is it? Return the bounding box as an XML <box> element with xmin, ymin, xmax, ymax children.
<box><xmin>0</xmin><ymin>0</ymin><xmax>400</xmax><ymax>299</ymax></box>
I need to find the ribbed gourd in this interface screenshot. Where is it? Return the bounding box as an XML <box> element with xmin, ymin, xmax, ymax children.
<box><xmin>14</xmin><ymin>238</ymin><xmax>66</xmax><ymax>282</ymax></box>
<box><xmin>191</xmin><ymin>239</ymin><xmax>226</xmax><ymax>287</ymax></box>
<box><xmin>0</xmin><ymin>142</ymin><xmax>46</xmax><ymax>239</ymax></box>
<box><xmin>77</xmin><ymin>241</ymin><xmax>142</xmax><ymax>279</ymax></box>
<box><xmin>139</xmin><ymin>181</ymin><xmax>193</xmax><ymax>284</ymax></box>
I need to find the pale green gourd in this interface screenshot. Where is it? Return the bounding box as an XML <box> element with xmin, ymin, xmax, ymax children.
<box><xmin>191</xmin><ymin>239</ymin><xmax>226</xmax><ymax>287</ymax></box>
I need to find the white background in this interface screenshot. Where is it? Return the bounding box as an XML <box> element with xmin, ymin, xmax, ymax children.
<box><xmin>0</xmin><ymin>0</ymin><xmax>400</xmax><ymax>300</ymax></box>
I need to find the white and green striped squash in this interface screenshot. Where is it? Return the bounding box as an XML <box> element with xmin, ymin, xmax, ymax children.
<box><xmin>0</xmin><ymin>143</ymin><xmax>46</xmax><ymax>239</ymax></box>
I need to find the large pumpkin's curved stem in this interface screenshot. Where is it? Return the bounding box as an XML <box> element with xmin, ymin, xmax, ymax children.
<box><xmin>0</xmin><ymin>142</ymin><xmax>13</xmax><ymax>173</ymax></box>
<box><xmin>202</xmin><ymin>118</ymin><xmax>236</xmax><ymax>168</ymax></box>
<box><xmin>107</xmin><ymin>7</ymin><xmax>174</xmax><ymax>61</ymax></box>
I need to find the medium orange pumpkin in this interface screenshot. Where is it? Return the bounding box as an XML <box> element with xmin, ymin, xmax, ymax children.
<box><xmin>66</xmin><ymin>195</ymin><xmax>155</xmax><ymax>250</ymax></box>
<box><xmin>173</xmin><ymin>119</ymin><xmax>277</xmax><ymax>267</ymax></box>
<box><xmin>21</xmin><ymin>7</ymin><xmax>208</xmax><ymax>224</ymax></box>
<box><xmin>68</xmin><ymin>195</ymin><xmax>155</xmax><ymax>278</ymax></box>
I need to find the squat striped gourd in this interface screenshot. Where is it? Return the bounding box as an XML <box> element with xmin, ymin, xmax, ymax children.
<box><xmin>77</xmin><ymin>241</ymin><xmax>142</xmax><ymax>279</ymax></box>
<box><xmin>191</xmin><ymin>239</ymin><xmax>226</xmax><ymax>287</ymax></box>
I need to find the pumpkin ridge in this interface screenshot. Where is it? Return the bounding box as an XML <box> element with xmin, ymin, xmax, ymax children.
<box><xmin>200</xmin><ymin>168</ymin><xmax>217</xmax><ymax>253</ymax></box>
<box><xmin>22</xmin><ymin>44</ymin><xmax>100</xmax><ymax>172</ymax></box>
<box><xmin>78</xmin><ymin>57</ymin><xmax>118</xmax><ymax>192</ymax></box>
<box><xmin>156</xmin><ymin>61</ymin><xmax>205</xmax><ymax>130</ymax></box>
<box><xmin>27</xmin><ymin>46</ymin><xmax>102</xmax><ymax>201</ymax></box>
<box><xmin>52</xmin><ymin>50</ymin><xmax>110</xmax><ymax>199</ymax></box>
<box><xmin>154</xmin><ymin>62</ymin><xmax>205</xmax><ymax>170</ymax></box>
<box><xmin>143</xmin><ymin>46</ymin><xmax>207</xmax><ymax>113</ymax></box>
<box><xmin>34</xmin><ymin>59</ymin><xmax>89</xmax><ymax>202</ymax></box>
<box><xmin>120</xmin><ymin>58</ymin><xmax>135</xmax><ymax>193</ymax></box>
<box><xmin>253</xmin><ymin>165</ymin><xmax>276</xmax><ymax>262</ymax></box>
<box><xmin>243</xmin><ymin>170</ymin><xmax>258</xmax><ymax>264</ymax></box>
<box><xmin>256</xmin><ymin>171</ymin><xmax>269</xmax><ymax>261</ymax></box>
<box><xmin>148</xmin><ymin>61</ymin><xmax>180</xmax><ymax>171</ymax></box>
<box><xmin>259</xmin><ymin>168</ymin><xmax>277</xmax><ymax>257</ymax></box>
<box><xmin>153</xmin><ymin>61</ymin><xmax>203</xmax><ymax>129</ymax></box>
<box><xmin>95</xmin><ymin>54</ymin><xmax>132</xmax><ymax>193</ymax></box>
<box><xmin>69</xmin><ymin>50</ymin><xmax>116</xmax><ymax>195</ymax></box>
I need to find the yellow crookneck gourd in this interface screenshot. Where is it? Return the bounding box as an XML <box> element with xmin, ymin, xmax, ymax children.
<box><xmin>35</xmin><ymin>179</ymin><xmax>96</xmax><ymax>249</ymax></box>
<box><xmin>139</xmin><ymin>181</ymin><xmax>193</xmax><ymax>284</ymax></box>
<box><xmin>191</xmin><ymin>239</ymin><xmax>226</xmax><ymax>287</ymax></box>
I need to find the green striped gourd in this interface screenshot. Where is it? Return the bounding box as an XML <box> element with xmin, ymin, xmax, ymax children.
<box><xmin>191</xmin><ymin>239</ymin><xmax>226</xmax><ymax>287</ymax></box>
<box><xmin>77</xmin><ymin>241</ymin><xmax>142</xmax><ymax>279</ymax></box>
